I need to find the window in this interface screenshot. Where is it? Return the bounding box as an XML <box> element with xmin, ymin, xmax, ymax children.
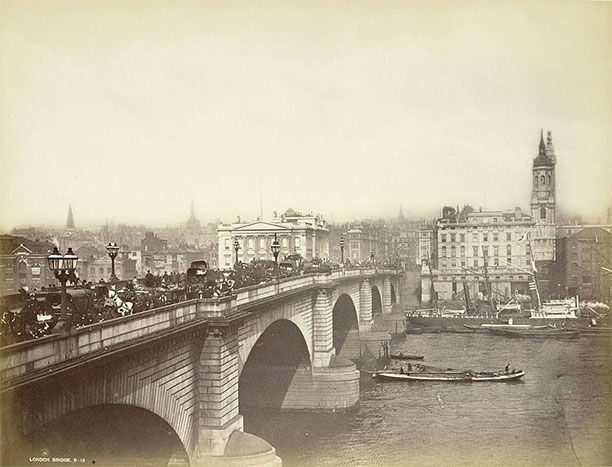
<box><xmin>451</xmin><ymin>259</ymin><xmax>456</xmax><ymax>267</ymax></box>
<box><xmin>493</xmin><ymin>218</ymin><xmax>498</xmax><ymax>223</ymax></box>
<box><xmin>483</xmin><ymin>233</ymin><xmax>488</xmax><ymax>242</ymax></box>
<box><xmin>460</xmin><ymin>246</ymin><xmax>466</xmax><ymax>256</ymax></box>
<box><xmin>295</xmin><ymin>237</ymin><xmax>301</xmax><ymax>248</ymax></box>
<box><xmin>507</xmin><ymin>257</ymin><xmax>512</xmax><ymax>264</ymax></box>
<box><xmin>450</xmin><ymin>234</ymin><xmax>456</xmax><ymax>243</ymax></box>
<box><xmin>506</xmin><ymin>245</ymin><xmax>512</xmax><ymax>256</ymax></box>
<box><xmin>506</xmin><ymin>233</ymin><xmax>512</xmax><ymax>241</ymax></box>
<box><xmin>473</xmin><ymin>247</ymin><xmax>479</xmax><ymax>257</ymax></box>
<box><xmin>493</xmin><ymin>246</ymin><xmax>499</xmax><ymax>256</ymax></box>
<box><xmin>548</xmin><ymin>174</ymin><xmax>551</xmax><ymax>184</ymax></box>
<box><xmin>259</xmin><ymin>238</ymin><xmax>265</xmax><ymax>248</ymax></box>
<box><xmin>473</xmin><ymin>259</ymin><xmax>478</xmax><ymax>267</ymax></box>
<box><xmin>442</xmin><ymin>260</ymin><xmax>447</xmax><ymax>268</ymax></box>
<box><xmin>441</xmin><ymin>246</ymin><xmax>447</xmax><ymax>257</ymax></box>
<box><xmin>451</xmin><ymin>246</ymin><xmax>456</xmax><ymax>257</ymax></box>
<box><xmin>460</xmin><ymin>234</ymin><xmax>466</xmax><ymax>242</ymax></box>
<box><xmin>540</xmin><ymin>175</ymin><xmax>545</xmax><ymax>184</ymax></box>
<box><xmin>482</xmin><ymin>247</ymin><xmax>488</xmax><ymax>257</ymax></box>
<box><xmin>582</xmin><ymin>276</ymin><xmax>592</xmax><ymax>284</ymax></box>
<box><xmin>494</xmin><ymin>258</ymin><xmax>499</xmax><ymax>266</ymax></box>
<box><xmin>282</xmin><ymin>237</ymin><xmax>288</xmax><ymax>248</ymax></box>
<box><xmin>535</xmin><ymin>176</ymin><xmax>538</xmax><ymax>187</ymax></box>
<box><xmin>461</xmin><ymin>260</ymin><xmax>466</xmax><ymax>267</ymax></box>
<box><xmin>493</xmin><ymin>233</ymin><xmax>499</xmax><ymax>242</ymax></box>
<box><xmin>224</xmin><ymin>238</ymin><xmax>230</xmax><ymax>249</ymax></box>
<box><xmin>540</xmin><ymin>207</ymin><xmax>546</xmax><ymax>219</ymax></box>
<box><xmin>526</xmin><ymin>259</ymin><xmax>530</xmax><ymax>266</ymax></box>
<box><xmin>472</xmin><ymin>233</ymin><xmax>478</xmax><ymax>242</ymax></box>
<box><xmin>441</xmin><ymin>234</ymin><xmax>446</xmax><ymax>242</ymax></box>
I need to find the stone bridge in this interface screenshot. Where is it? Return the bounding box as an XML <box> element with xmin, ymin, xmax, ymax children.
<box><xmin>1</xmin><ymin>268</ymin><xmax>401</xmax><ymax>466</ymax></box>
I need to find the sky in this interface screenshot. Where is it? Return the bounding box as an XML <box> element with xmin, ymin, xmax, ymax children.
<box><xmin>1</xmin><ymin>0</ymin><xmax>611</xmax><ymax>230</ymax></box>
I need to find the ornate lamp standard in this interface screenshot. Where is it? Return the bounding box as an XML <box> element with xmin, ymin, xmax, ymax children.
<box><xmin>340</xmin><ymin>236</ymin><xmax>345</xmax><ymax>266</ymax></box>
<box><xmin>233</xmin><ymin>238</ymin><xmax>240</xmax><ymax>267</ymax></box>
<box><xmin>106</xmin><ymin>242</ymin><xmax>120</xmax><ymax>282</ymax></box>
<box><xmin>271</xmin><ymin>233</ymin><xmax>281</xmax><ymax>279</ymax></box>
<box><xmin>47</xmin><ymin>246</ymin><xmax>78</xmax><ymax>333</ymax></box>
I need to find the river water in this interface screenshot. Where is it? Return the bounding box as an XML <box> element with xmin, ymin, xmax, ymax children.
<box><xmin>244</xmin><ymin>333</ymin><xmax>611</xmax><ymax>466</ymax></box>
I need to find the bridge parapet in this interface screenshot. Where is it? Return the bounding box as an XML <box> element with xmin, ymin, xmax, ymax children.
<box><xmin>1</xmin><ymin>299</ymin><xmax>201</xmax><ymax>389</ymax></box>
<box><xmin>1</xmin><ymin>268</ymin><xmax>402</xmax><ymax>392</ymax></box>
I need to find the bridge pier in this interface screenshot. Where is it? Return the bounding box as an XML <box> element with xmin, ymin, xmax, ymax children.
<box><xmin>312</xmin><ymin>287</ymin><xmax>336</xmax><ymax>368</ymax></box>
<box><xmin>192</xmin><ymin>327</ymin><xmax>281</xmax><ymax>466</ymax></box>
<box><xmin>359</xmin><ymin>279</ymin><xmax>373</xmax><ymax>332</ymax></box>
<box><xmin>382</xmin><ymin>277</ymin><xmax>393</xmax><ymax>314</ymax></box>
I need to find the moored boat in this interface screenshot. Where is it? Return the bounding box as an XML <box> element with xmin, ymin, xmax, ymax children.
<box><xmin>374</xmin><ymin>371</ymin><xmax>471</xmax><ymax>382</ymax></box>
<box><xmin>390</xmin><ymin>353</ymin><xmax>424</xmax><ymax>360</ymax></box>
<box><xmin>499</xmin><ymin>328</ymin><xmax>579</xmax><ymax>338</ymax></box>
<box><xmin>372</xmin><ymin>367</ymin><xmax>525</xmax><ymax>382</ymax></box>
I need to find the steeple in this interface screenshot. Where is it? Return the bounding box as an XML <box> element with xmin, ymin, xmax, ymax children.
<box><xmin>538</xmin><ymin>129</ymin><xmax>546</xmax><ymax>156</ymax></box>
<box><xmin>189</xmin><ymin>199</ymin><xmax>196</xmax><ymax>221</ymax></box>
<box><xmin>534</xmin><ymin>129</ymin><xmax>553</xmax><ymax>167</ymax></box>
<box><xmin>66</xmin><ymin>203</ymin><xmax>75</xmax><ymax>229</ymax></box>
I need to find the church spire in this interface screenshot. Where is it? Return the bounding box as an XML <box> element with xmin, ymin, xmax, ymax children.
<box><xmin>66</xmin><ymin>203</ymin><xmax>75</xmax><ymax>229</ymax></box>
<box><xmin>538</xmin><ymin>129</ymin><xmax>546</xmax><ymax>156</ymax></box>
<box><xmin>189</xmin><ymin>199</ymin><xmax>196</xmax><ymax>221</ymax></box>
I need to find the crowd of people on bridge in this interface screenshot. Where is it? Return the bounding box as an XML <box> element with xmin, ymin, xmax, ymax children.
<box><xmin>0</xmin><ymin>256</ymin><xmax>401</xmax><ymax>345</ymax></box>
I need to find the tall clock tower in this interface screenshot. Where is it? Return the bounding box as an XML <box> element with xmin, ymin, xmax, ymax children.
<box><xmin>530</xmin><ymin>130</ymin><xmax>556</xmax><ymax>262</ymax></box>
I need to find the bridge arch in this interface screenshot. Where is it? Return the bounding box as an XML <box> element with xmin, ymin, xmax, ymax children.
<box><xmin>371</xmin><ymin>286</ymin><xmax>383</xmax><ymax>315</ymax></box>
<box><xmin>14</xmin><ymin>404</ymin><xmax>188</xmax><ymax>466</ymax></box>
<box><xmin>239</xmin><ymin>319</ymin><xmax>311</xmax><ymax>411</ymax></box>
<box><xmin>332</xmin><ymin>293</ymin><xmax>359</xmax><ymax>354</ymax></box>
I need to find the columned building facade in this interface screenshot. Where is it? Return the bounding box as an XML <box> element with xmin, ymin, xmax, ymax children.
<box><xmin>217</xmin><ymin>212</ymin><xmax>329</xmax><ymax>269</ymax></box>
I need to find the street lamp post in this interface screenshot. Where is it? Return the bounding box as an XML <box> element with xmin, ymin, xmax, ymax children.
<box><xmin>233</xmin><ymin>238</ymin><xmax>240</xmax><ymax>267</ymax></box>
<box><xmin>271</xmin><ymin>233</ymin><xmax>281</xmax><ymax>280</ymax></box>
<box><xmin>340</xmin><ymin>236</ymin><xmax>345</xmax><ymax>266</ymax></box>
<box><xmin>106</xmin><ymin>242</ymin><xmax>120</xmax><ymax>282</ymax></box>
<box><xmin>370</xmin><ymin>250</ymin><xmax>375</xmax><ymax>264</ymax></box>
<box><xmin>47</xmin><ymin>246</ymin><xmax>78</xmax><ymax>334</ymax></box>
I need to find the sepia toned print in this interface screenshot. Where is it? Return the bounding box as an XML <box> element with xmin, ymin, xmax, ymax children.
<box><xmin>1</xmin><ymin>1</ymin><xmax>610</xmax><ymax>466</ymax></box>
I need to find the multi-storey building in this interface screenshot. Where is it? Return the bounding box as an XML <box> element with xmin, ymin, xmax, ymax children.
<box><xmin>422</xmin><ymin>131</ymin><xmax>559</xmax><ymax>304</ymax></box>
<box><xmin>0</xmin><ymin>235</ymin><xmax>57</xmax><ymax>295</ymax></box>
<box><xmin>346</xmin><ymin>222</ymin><xmax>390</xmax><ymax>263</ymax></box>
<box><xmin>417</xmin><ymin>222</ymin><xmax>435</xmax><ymax>266</ymax></box>
<box><xmin>76</xmin><ymin>254</ymin><xmax>124</xmax><ymax>283</ymax></box>
<box><xmin>388</xmin><ymin>219</ymin><xmax>423</xmax><ymax>267</ymax></box>
<box><xmin>217</xmin><ymin>210</ymin><xmax>329</xmax><ymax>269</ymax></box>
<box><xmin>555</xmin><ymin>227</ymin><xmax>611</xmax><ymax>301</ymax></box>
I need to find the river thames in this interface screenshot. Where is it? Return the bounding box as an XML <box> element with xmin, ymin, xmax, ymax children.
<box><xmin>244</xmin><ymin>333</ymin><xmax>611</xmax><ymax>466</ymax></box>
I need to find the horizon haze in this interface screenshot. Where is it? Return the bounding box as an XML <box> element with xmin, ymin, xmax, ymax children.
<box><xmin>1</xmin><ymin>0</ymin><xmax>611</xmax><ymax>231</ymax></box>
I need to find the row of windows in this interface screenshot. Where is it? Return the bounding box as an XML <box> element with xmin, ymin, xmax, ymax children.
<box><xmin>534</xmin><ymin>174</ymin><xmax>552</xmax><ymax>187</ymax></box>
<box><xmin>440</xmin><ymin>245</ymin><xmax>530</xmax><ymax>257</ymax></box>
<box><xmin>440</xmin><ymin>258</ymin><xmax>531</xmax><ymax>268</ymax></box>
<box><xmin>439</xmin><ymin>275</ymin><xmax>528</xmax><ymax>281</ymax></box>
<box><xmin>224</xmin><ymin>237</ymin><xmax>301</xmax><ymax>249</ymax></box>
<box><xmin>440</xmin><ymin>232</ymin><xmax>519</xmax><ymax>243</ymax></box>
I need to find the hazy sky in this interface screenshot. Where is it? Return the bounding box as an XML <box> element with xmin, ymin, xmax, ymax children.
<box><xmin>1</xmin><ymin>0</ymin><xmax>611</xmax><ymax>230</ymax></box>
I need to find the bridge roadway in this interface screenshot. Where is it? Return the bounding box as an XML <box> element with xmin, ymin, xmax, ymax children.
<box><xmin>1</xmin><ymin>267</ymin><xmax>401</xmax><ymax>466</ymax></box>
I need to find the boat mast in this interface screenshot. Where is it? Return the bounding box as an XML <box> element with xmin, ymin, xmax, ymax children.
<box><xmin>481</xmin><ymin>246</ymin><xmax>496</xmax><ymax>315</ymax></box>
<box><xmin>526</xmin><ymin>234</ymin><xmax>542</xmax><ymax>310</ymax></box>
<box><xmin>428</xmin><ymin>254</ymin><xmax>438</xmax><ymax>309</ymax></box>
